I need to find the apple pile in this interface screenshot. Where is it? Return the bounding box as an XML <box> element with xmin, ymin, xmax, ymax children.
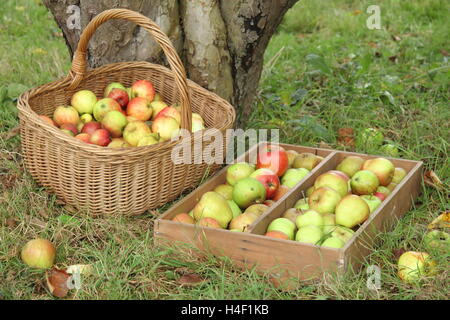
<box><xmin>171</xmin><ymin>144</ymin><xmax>322</xmax><ymax>231</ymax></box>
<box><xmin>265</xmin><ymin>155</ymin><xmax>408</xmax><ymax>248</ymax></box>
<box><xmin>39</xmin><ymin>80</ymin><xmax>205</xmax><ymax>147</ymax></box>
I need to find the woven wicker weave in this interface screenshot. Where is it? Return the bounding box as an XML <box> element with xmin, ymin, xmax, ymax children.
<box><xmin>16</xmin><ymin>9</ymin><xmax>235</xmax><ymax>216</ymax></box>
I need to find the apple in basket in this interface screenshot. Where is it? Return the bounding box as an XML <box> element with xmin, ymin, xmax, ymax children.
<box><xmin>71</xmin><ymin>89</ymin><xmax>97</xmax><ymax>115</ymax></box>
<box><xmin>123</xmin><ymin>121</ymin><xmax>152</xmax><ymax>146</ymax></box>
<box><xmin>90</xmin><ymin>129</ymin><xmax>111</xmax><ymax>147</ymax></box>
<box><xmin>151</xmin><ymin>115</ymin><xmax>180</xmax><ymax>141</ymax></box>
<box><xmin>126</xmin><ymin>97</ymin><xmax>153</xmax><ymax>121</ymax></box>
<box><xmin>101</xmin><ymin>110</ymin><xmax>128</xmax><ymax>138</ymax></box>
<box><xmin>93</xmin><ymin>98</ymin><xmax>122</xmax><ymax>122</ymax></box>
<box><xmin>192</xmin><ymin>113</ymin><xmax>205</xmax><ymax>133</ymax></box>
<box><xmin>107</xmin><ymin>88</ymin><xmax>129</xmax><ymax>108</ymax></box>
<box><xmin>75</xmin><ymin>133</ymin><xmax>91</xmax><ymax>144</ymax></box>
<box><xmin>104</xmin><ymin>82</ymin><xmax>126</xmax><ymax>97</ymax></box>
<box><xmin>108</xmin><ymin>138</ymin><xmax>131</xmax><ymax>148</ymax></box>
<box><xmin>81</xmin><ymin>121</ymin><xmax>102</xmax><ymax>135</ymax></box>
<box><xmin>155</xmin><ymin>106</ymin><xmax>181</xmax><ymax>124</ymax></box>
<box><xmin>38</xmin><ymin>115</ymin><xmax>57</xmax><ymax>127</ymax></box>
<box><xmin>131</xmin><ymin>80</ymin><xmax>155</xmax><ymax>102</ymax></box>
<box><xmin>59</xmin><ymin>123</ymin><xmax>78</xmax><ymax>136</ymax></box>
<box><xmin>150</xmin><ymin>101</ymin><xmax>168</xmax><ymax>120</ymax></box>
<box><xmin>53</xmin><ymin>106</ymin><xmax>80</xmax><ymax>127</ymax></box>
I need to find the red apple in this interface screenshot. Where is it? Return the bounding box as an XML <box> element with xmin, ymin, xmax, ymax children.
<box><xmin>126</xmin><ymin>97</ymin><xmax>153</xmax><ymax>121</ymax></box>
<box><xmin>104</xmin><ymin>82</ymin><xmax>126</xmax><ymax>97</ymax></box>
<box><xmin>39</xmin><ymin>115</ymin><xmax>57</xmax><ymax>127</ymax></box>
<box><xmin>101</xmin><ymin>110</ymin><xmax>128</xmax><ymax>138</ymax></box>
<box><xmin>249</xmin><ymin>168</ymin><xmax>280</xmax><ymax>199</ymax></box>
<box><xmin>155</xmin><ymin>106</ymin><xmax>181</xmax><ymax>124</ymax></box>
<box><xmin>53</xmin><ymin>106</ymin><xmax>80</xmax><ymax>126</ymax></box>
<box><xmin>93</xmin><ymin>98</ymin><xmax>122</xmax><ymax>122</ymax></box>
<box><xmin>75</xmin><ymin>133</ymin><xmax>91</xmax><ymax>143</ymax></box>
<box><xmin>107</xmin><ymin>88</ymin><xmax>129</xmax><ymax>108</ymax></box>
<box><xmin>256</xmin><ymin>144</ymin><xmax>289</xmax><ymax>177</ymax></box>
<box><xmin>150</xmin><ymin>101</ymin><xmax>168</xmax><ymax>120</ymax></box>
<box><xmin>374</xmin><ymin>192</ymin><xmax>387</xmax><ymax>201</ymax></box>
<box><xmin>131</xmin><ymin>79</ymin><xmax>155</xmax><ymax>102</ymax></box>
<box><xmin>60</xmin><ymin>123</ymin><xmax>78</xmax><ymax>136</ymax></box>
<box><xmin>81</xmin><ymin>121</ymin><xmax>102</xmax><ymax>135</ymax></box>
<box><xmin>89</xmin><ymin>129</ymin><xmax>111</xmax><ymax>147</ymax></box>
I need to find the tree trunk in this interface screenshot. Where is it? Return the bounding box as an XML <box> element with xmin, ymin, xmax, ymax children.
<box><xmin>43</xmin><ymin>0</ymin><xmax>298</xmax><ymax>125</ymax></box>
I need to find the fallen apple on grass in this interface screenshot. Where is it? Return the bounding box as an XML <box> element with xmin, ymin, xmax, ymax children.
<box><xmin>21</xmin><ymin>239</ymin><xmax>56</xmax><ymax>269</ymax></box>
<box><xmin>397</xmin><ymin>251</ymin><xmax>436</xmax><ymax>283</ymax></box>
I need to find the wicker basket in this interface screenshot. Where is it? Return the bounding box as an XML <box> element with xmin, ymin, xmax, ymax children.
<box><xmin>16</xmin><ymin>9</ymin><xmax>235</xmax><ymax>216</ymax></box>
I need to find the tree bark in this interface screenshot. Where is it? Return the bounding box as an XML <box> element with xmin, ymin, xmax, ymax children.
<box><xmin>43</xmin><ymin>0</ymin><xmax>298</xmax><ymax>125</ymax></box>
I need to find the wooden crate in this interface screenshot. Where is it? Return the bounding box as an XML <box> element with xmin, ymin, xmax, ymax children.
<box><xmin>154</xmin><ymin>142</ymin><xmax>423</xmax><ymax>282</ymax></box>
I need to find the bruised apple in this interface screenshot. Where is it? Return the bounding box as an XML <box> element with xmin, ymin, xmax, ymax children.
<box><xmin>108</xmin><ymin>88</ymin><xmax>129</xmax><ymax>108</ymax></box>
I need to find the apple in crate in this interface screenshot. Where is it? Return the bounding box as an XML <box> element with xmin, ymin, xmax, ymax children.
<box><xmin>214</xmin><ymin>184</ymin><xmax>234</xmax><ymax>200</ymax></box>
<box><xmin>293</xmin><ymin>153</ymin><xmax>321</xmax><ymax>171</ymax></box>
<box><xmin>108</xmin><ymin>88</ymin><xmax>129</xmax><ymax>108</ymax></box>
<box><xmin>321</xmin><ymin>236</ymin><xmax>345</xmax><ymax>249</ymax></box>
<box><xmin>123</xmin><ymin>121</ymin><xmax>152</xmax><ymax>146</ymax></box>
<box><xmin>282</xmin><ymin>208</ymin><xmax>303</xmax><ymax>224</ymax></box>
<box><xmin>295</xmin><ymin>210</ymin><xmax>324</xmax><ymax>229</ymax></box>
<box><xmin>151</xmin><ymin>115</ymin><xmax>180</xmax><ymax>141</ymax></box>
<box><xmin>281</xmin><ymin>168</ymin><xmax>309</xmax><ymax>188</ymax></box>
<box><xmin>360</xmin><ymin>195</ymin><xmax>382</xmax><ymax>214</ymax></box>
<box><xmin>81</xmin><ymin>121</ymin><xmax>102</xmax><ymax>135</ymax></box>
<box><xmin>71</xmin><ymin>90</ymin><xmax>97</xmax><ymax>115</ymax></box>
<box><xmin>53</xmin><ymin>106</ymin><xmax>80</xmax><ymax>126</ymax></box>
<box><xmin>286</xmin><ymin>150</ymin><xmax>298</xmax><ymax>167</ymax></box>
<box><xmin>331</xmin><ymin>225</ymin><xmax>355</xmax><ymax>243</ymax></box>
<box><xmin>229</xmin><ymin>212</ymin><xmax>258</xmax><ymax>232</ymax></box>
<box><xmin>335</xmin><ymin>194</ymin><xmax>370</xmax><ymax>228</ymax></box>
<box><xmin>156</xmin><ymin>106</ymin><xmax>181</xmax><ymax>124</ymax></box>
<box><xmin>336</xmin><ymin>156</ymin><xmax>364</xmax><ymax>178</ymax></box>
<box><xmin>257</xmin><ymin>144</ymin><xmax>289</xmax><ymax>177</ymax></box>
<box><xmin>350</xmin><ymin>170</ymin><xmax>380</xmax><ymax>195</ymax></box>
<box><xmin>172</xmin><ymin>213</ymin><xmax>195</xmax><ymax>224</ymax></box>
<box><xmin>272</xmin><ymin>185</ymin><xmax>290</xmax><ymax>201</ymax></box>
<box><xmin>265</xmin><ymin>230</ymin><xmax>290</xmax><ymax>240</ymax></box>
<box><xmin>131</xmin><ymin>79</ymin><xmax>155</xmax><ymax>101</ymax></box>
<box><xmin>232</xmin><ymin>178</ymin><xmax>266</xmax><ymax>209</ymax></box>
<box><xmin>75</xmin><ymin>133</ymin><xmax>91</xmax><ymax>143</ymax></box>
<box><xmin>126</xmin><ymin>97</ymin><xmax>153</xmax><ymax>121</ymax></box>
<box><xmin>374</xmin><ymin>186</ymin><xmax>390</xmax><ymax>201</ymax></box>
<box><xmin>90</xmin><ymin>129</ymin><xmax>111</xmax><ymax>147</ymax></box>
<box><xmin>108</xmin><ymin>138</ymin><xmax>131</xmax><ymax>148</ymax></box>
<box><xmin>392</xmin><ymin>167</ymin><xmax>407</xmax><ymax>184</ymax></box>
<box><xmin>193</xmin><ymin>191</ymin><xmax>233</xmax><ymax>228</ymax></box>
<box><xmin>150</xmin><ymin>101</ymin><xmax>168</xmax><ymax>120</ymax></box>
<box><xmin>362</xmin><ymin>157</ymin><xmax>395</xmax><ymax>186</ymax></box>
<box><xmin>227</xmin><ymin>200</ymin><xmax>242</xmax><ymax>218</ymax></box>
<box><xmin>249</xmin><ymin>168</ymin><xmax>280</xmax><ymax>199</ymax></box>
<box><xmin>93</xmin><ymin>98</ymin><xmax>122</xmax><ymax>121</ymax></box>
<box><xmin>104</xmin><ymin>82</ymin><xmax>126</xmax><ymax>97</ymax></box>
<box><xmin>244</xmin><ymin>204</ymin><xmax>269</xmax><ymax>217</ymax></box>
<box><xmin>226</xmin><ymin>162</ymin><xmax>255</xmax><ymax>186</ymax></box>
<box><xmin>197</xmin><ymin>217</ymin><xmax>222</xmax><ymax>229</ymax></box>
<box><xmin>267</xmin><ymin>218</ymin><xmax>296</xmax><ymax>240</ymax></box>
<box><xmin>314</xmin><ymin>171</ymin><xmax>349</xmax><ymax>197</ymax></box>
<box><xmin>308</xmin><ymin>187</ymin><xmax>342</xmax><ymax>214</ymax></box>
<box><xmin>295</xmin><ymin>226</ymin><xmax>322</xmax><ymax>244</ymax></box>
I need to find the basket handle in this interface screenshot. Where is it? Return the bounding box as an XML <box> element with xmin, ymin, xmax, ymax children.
<box><xmin>68</xmin><ymin>8</ymin><xmax>191</xmax><ymax>130</ymax></box>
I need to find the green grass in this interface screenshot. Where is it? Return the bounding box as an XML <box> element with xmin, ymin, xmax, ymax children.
<box><xmin>0</xmin><ymin>0</ymin><xmax>449</xmax><ymax>300</ymax></box>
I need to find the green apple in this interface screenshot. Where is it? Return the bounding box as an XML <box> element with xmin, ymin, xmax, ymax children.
<box><xmin>267</xmin><ymin>218</ymin><xmax>296</xmax><ymax>240</ymax></box>
<box><xmin>71</xmin><ymin>89</ymin><xmax>97</xmax><ymax>115</ymax></box>
<box><xmin>397</xmin><ymin>251</ymin><xmax>436</xmax><ymax>283</ymax></box>
<box><xmin>226</xmin><ymin>162</ymin><xmax>255</xmax><ymax>186</ymax></box>
<box><xmin>232</xmin><ymin>177</ymin><xmax>266</xmax><ymax>209</ymax></box>
<box><xmin>193</xmin><ymin>191</ymin><xmax>233</xmax><ymax>228</ymax></box>
<box><xmin>104</xmin><ymin>82</ymin><xmax>126</xmax><ymax>97</ymax></box>
<box><xmin>350</xmin><ymin>170</ymin><xmax>380</xmax><ymax>195</ymax></box>
<box><xmin>295</xmin><ymin>226</ymin><xmax>323</xmax><ymax>244</ymax></box>
<box><xmin>360</xmin><ymin>195</ymin><xmax>382</xmax><ymax>214</ymax></box>
<box><xmin>376</xmin><ymin>186</ymin><xmax>391</xmax><ymax>197</ymax></box>
<box><xmin>80</xmin><ymin>113</ymin><xmax>93</xmax><ymax>124</ymax></box>
<box><xmin>101</xmin><ymin>110</ymin><xmax>128</xmax><ymax>138</ymax></box>
<box><xmin>331</xmin><ymin>225</ymin><xmax>355</xmax><ymax>243</ymax></box>
<box><xmin>322</xmin><ymin>214</ymin><xmax>336</xmax><ymax>235</ymax></box>
<box><xmin>335</xmin><ymin>194</ymin><xmax>370</xmax><ymax>228</ymax></box>
<box><xmin>359</xmin><ymin>128</ymin><xmax>384</xmax><ymax>150</ymax></box>
<box><xmin>214</xmin><ymin>184</ymin><xmax>234</xmax><ymax>200</ymax></box>
<box><xmin>93</xmin><ymin>98</ymin><xmax>122</xmax><ymax>121</ymax></box>
<box><xmin>137</xmin><ymin>134</ymin><xmax>159</xmax><ymax>147</ymax></box>
<box><xmin>392</xmin><ymin>167</ymin><xmax>407</xmax><ymax>184</ymax></box>
<box><xmin>336</xmin><ymin>156</ymin><xmax>365</xmax><ymax>178</ymax></box>
<box><xmin>321</xmin><ymin>236</ymin><xmax>345</xmax><ymax>249</ymax></box>
<box><xmin>281</xmin><ymin>168</ymin><xmax>310</xmax><ymax>188</ymax></box>
<box><xmin>293</xmin><ymin>153</ymin><xmax>321</xmax><ymax>171</ymax></box>
<box><xmin>314</xmin><ymin>171</ymin><xmax>349</xmax><ymax>197</ymax></box>
<box><xmin>379</xmin><ymin>144</ymin><xmax>400</xmax><ymax>158</ymax></box>
<box><xmin>227</xmin><ymin>200</ymin><xmax>242</xmax><ymax>218</ymax></box>
<box><xmin>362</xmin><ymin>157</ymin><xmax>395</xmax><ymax>186</ymax></box>
<box><xmin>294</xmin><ymin>198</ymin><xmax>309</xmax><ymax>210</ymax></box>
<box><xmin>308</xmin><ymin>187</ymin><xmax>342</xmax><ymax>214</ymax></box>
<box><xmin>229</xmin><ymin>212</ymin><xmax>258</xmax><ymax>232</ymax></box>
<box><xmin>244</xmin><ymin>204</ymin><xmax>269</xmax><ymax>216</ymax></box>
<box><xmin>306</xmin><ymin>186</ymin><xmax>315</xmax><ymax>197</ymax></box>
<box><xmin>282</xmin><ymin>208</ymin><xmax>303</xmax><ymax>224</ymax></box>
<box><xmin>295</xmin><ymin>210</ymin><xmax>324</xmax><ymax>229</ymax></box>
<box><xmin>123</xmin><ymin>121</ymin><xmax>152</xmax><ymax>146</ymax></box>
<box><xmin>424</xmin><ymin>230</ymin><xmax>450</xmax><ymax>249</ymax></box>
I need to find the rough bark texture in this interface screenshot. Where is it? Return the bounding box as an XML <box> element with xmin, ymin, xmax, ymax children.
<box><xmin>44</xmin><ymin>0</ymin><xmax>298</xmax><ymax>124</ymax></box>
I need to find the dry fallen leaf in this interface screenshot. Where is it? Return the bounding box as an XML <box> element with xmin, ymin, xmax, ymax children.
<box><xmin>66</xmin><ymin>264</ymin><xmax>93</xmax><ymax>276</ymax></box>
<box><xmin>337</xmin><ymin>128</ymin><xmax>355</xmax><ymax>148</ymax></box>
<box><xmin>389</xmin><ymin>55</ymin><xmax>398</xmax><ymax>63</ymax></box>
<box><xmin>392</xmin><ymin>248</ymin><xmax>406</xmax><ymax>260</ymax></box>
<box><xmin>5</xmin><ymin>218</ymin><xmax>17</xmax><ymax>229</ymax></box>
<box><xmin>46</xmin><ymin>268</ymin><xmax>70</xmax><ymax>298</ymax></box>
<box><xmin>319</xmin><ymin>141</ymin><xmax>332</xmax><ymax>149</ymax></box>
<box><xmin>423</xmin><ymin>170</ymin><xmax>444</xmax><ymax>189</ymax></box>
<box><xmin>428</xmin><ymin>212</ymin><xmax>450</xmax><ymax>230</ymax></box>
<box><xmin>439</xmin><ymin>49</ymin><xmax>449</xmax><ymax>57</ymax></box>
<box><xmin>178</xmin><ymin>273</ymin><xmax>206</xmax><ymax>286</ymax></box>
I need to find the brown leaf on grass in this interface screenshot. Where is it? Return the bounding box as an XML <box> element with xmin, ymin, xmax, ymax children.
<box><xmin>428</xmin><ymin>212</ymin><xmax>450</xmax><ymax>230</ymax></box>
<box><xmin>352</xmin><ymin>10</ymin><xmax>362</xmax><ymax>15</ymax></box>
<box><xmin>423</xmin><ymin>170</ymin><xmax>444</xmax><ymax>189</ymax></box>
<box><xmin>178</xmin><ymin>273</ymin><xmax>206</xmax><ymax>286</ymax></box>
<box><xmin>37</xmin><ymin>208</ymin><xmax>49</xmax><ymax>219</ymax></box>
<box><xmin>0</xmin><ymin>173</ymin><xmax>19</xmax><ymax>189</ymax></box>
<box><xmin>55</xmin><ymin>198</ymin><xmax>66</xmax><ymax>206</ymax></box>
<box><xmin>368</xmin><ymin>42</ymin><xmax>378</xmax><ymax>48</ymax></box>
<box><xmin>29</xmin><ymin>217</ymin><xmax>47</xmax><ymax>229</ymax></box>
<box><xmin>389</xmin><ymin>55</ymin><xmax>398</xmax><ymax>63</ymax></box>
<box><xmin>440</xmin><ymin>49</ymin><xmax>449</xmax><ymax>57</ymax></box>
<box><xmin>392</xmin><ymin>248</ymin><xmax>406</xmax><ymax>260</ymax></box>
<box><xmin>5</xmin><ymin>218</ymin><xmax>18</xmax><ymax>229</ymax></box>
<box><xmin>46</xmin><ymin>268</ymin><xmax>70</xmax><ymax>298</ymax></box>
<box><xmin>319</xmin><ymin>141</ymin><xmax>332</xmax><ymax>149</ymax></box>
<box><xmin>337</xmin><ymin>128</ymin><xmax>355</xmax><ymax>148</ymax></box>
<box><xmin>0</xmin><ymin>126</ymin><xmax>20</xmax><ymax>140</ymax></box>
